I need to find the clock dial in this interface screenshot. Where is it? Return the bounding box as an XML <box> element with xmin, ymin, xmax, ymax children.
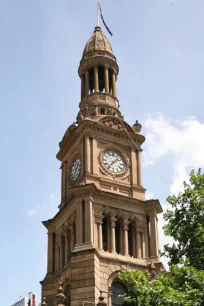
<box><xmin>70</xmin><ymin>158</ymin><xmax>81</xmax><ymax>183</ymax></box>
<box><xmin>102</xmin><ymin>150</ymin><xmax>126</xmax><ymax>175</ymax></box>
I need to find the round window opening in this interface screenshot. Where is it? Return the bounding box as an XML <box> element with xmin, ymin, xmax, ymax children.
<box><xmin>112</xmin><ymin>282</ymin><xmax>127</xmax><ymax>306</ymax></box>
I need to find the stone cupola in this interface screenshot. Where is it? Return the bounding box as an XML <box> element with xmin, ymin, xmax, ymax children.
<box><xmin>77</xmin><ymin>26</ymin><xmax>122</xmax><ymax>122</ymax></box>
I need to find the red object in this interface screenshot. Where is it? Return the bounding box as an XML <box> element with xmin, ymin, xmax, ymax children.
<box><xmin>32</xmin><ymin>294</ymin><xmax>36</xmax><ymax>306</ymax></box>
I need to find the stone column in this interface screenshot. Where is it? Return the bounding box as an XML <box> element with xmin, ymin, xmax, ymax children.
<box><xmin>92</xmin><ymin>137</ymin><xmax>99</xmax><ymax>175</ymax></box>
<box><xmin>131</xmin><ymin>148</ymin><xmax>137</xmax><ymax>185</ymax></box>
<box><xmin>144</xmin><ymin>222</ymin><xmax>150</xmax><ymax>258</ymax></box>
<box><xmin>81</xmin><ymin>75</ymin><xmax>85</xmax><ymax>100</ymax></box>
<box><xmin>60</xmin><ymin>236</ymin><xmax>63</xmax><ymax>270</ymax></box>
<box><xmin>55</xmin><ymin>236</ymin><xmax>59</xmax><ymax>271</ymax></box>
<box><xmin>132</xmin><ymin>223</ymin><xmax>136</xmax><ymax>258</ymax></box>
<box><xmin>95</xmin><ymin>214</ymin><xmax>103</xmax><ymax>249</ymax></box>
<box><xmin>65</xmin><ymin>232</ymin><xmax>69</xmax><ymax>265</ymax></box>
<box><xmin>149</xmin><ymin>214</ymin><xmax>159</xmax><ymax>257</ymax></box>
<box><xmin>98</xmin><ymin>220</ymin><xmax>103</xmax><ymax>249</ymax></box>
<box><xmin>112</xmin><ymin>72</ymin><xmax>117</xmax><ymax>97</ymax></box>
<box><xmin>108</xmin><ymin>293</ymin><xmax>112</xmax><ymax>306</ymax></box>
<box><xmin>104</xmin><ymin>66</ymin><xmax>109</xmax><ymax>93</ymax></box>
<box><xmin>47</xmin><ymin>232</ymin><xmax>53</xmax><ymax>273</ymax></box>
<box><xmin>85</xmin><ymin>198</ymin><xmax>94</xmax><ymax>244</ymax></box>
<box><xmin>94</xmin><ymin>218</ymin><xmax>98</xmax><ymax>247</ymax></box>
<box><xmin>142</xmin><ymin>232</ymin><xmax>146</xmax><ymax>259</ymax></box>
<box><xmin>94</xmin><ymin>66</ymin><xmax>99</xmax><ymax>92</ymax></box>
<box><xmin>76</xmin><ymin>200</ymin><xmax>82</xmax><ymax>245</ymax></box>
<box><xmin>123</xmin><ymin>220</ymin><xmax>129</xmax><ymax>256</ymax></box>
<box><xmin>110</xmin><ymin>217</ymin><xmax>116</xmax><ymax>253</ymax></box>
<box><xmin>137</xmin><ymin>149</ymin><xmax>142</xmax><ymax>186</ymax></box>
<box><xmin>85</xmin><ymin>135</ymin><xmax>91</xmax><ymax>173</ymax></box>
<box><xmin>61</xmin><ymin>164</ymin><xmax>64</xmax><ymax>201</ymax></box>
<box><xmin>94</xmin><ymin>214</ymin><xmax>103</xmax><ymax>249</ymax></box>
<box><xmin>85</xmin><ymin>71</ymin><xmax>89</xmax><ymax>96</ymax></box>
<box><xmin>136</xmin><ymin>231</ymin><xmax>142</xmax><ymax>258</ymax></box>
<box><xmin>120</xmin><ymin>225</ymin><xmax>123</xmax><ymax>255</ymax></box>
<box><xmin>64</xmin><ymin>161</ymin><xmax>67</xmax><ymax>199</ymax></box>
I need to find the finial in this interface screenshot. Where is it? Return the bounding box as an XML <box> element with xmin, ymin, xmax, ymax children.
<box><xmin>42</xmin><ymin>297</ymin><xmax>47</xmax><ymax>306</ymax></box>
<box><xmin>56</xmin><ymin>282</ymin><xmax>66</xmax><ymax>306</ymax></box>
<box><xmin>132</xmin><ymin>120</ymin><xmax>142</xmax><ymax>133</ymax></box>
<box><xmin>97</xmin><ymin>292</ymin><xmax>106</xmax><ymax>306</ymax></box>
<box><xmin>99</xmin><ymin>292</ymin><xmax>104</xmax><ymax>302</ymax></box>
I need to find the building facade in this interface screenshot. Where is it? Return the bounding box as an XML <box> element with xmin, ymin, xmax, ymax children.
<box><xmin>11</xmin><ymin>294</ymin><xmax>36</xmax><ymax>306</ymax></box>
<box><xmin>41</xmin><ymin>26</ymin><xmax>163</xmax><ymax>306</ymax></box>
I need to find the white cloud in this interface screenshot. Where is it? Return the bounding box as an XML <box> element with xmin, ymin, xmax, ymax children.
<box><xmin>143</xmin><ymin>114</ymin><xmax>204</xmax><ymax>268</ymax></box>
<box><xmin>49</xmin><ymin>193</ymin><xmax>55</xmax><ymax>204</ymax></box>
<box><xmin>27</xmin><ymin>209</ymin><xmax>37</xmax><ymax>216</ymax></box>
<box><xmin>144</xmin><ymin>114</ymin><xmax>204</xmax><ymax>194</ymax></box>
<box><xmin>146</xmin><ymin>191</ymin><xmax>155</xmax><ymax>200</ymax></box>
<box><xmin>158</xmin><ymin>211</ymin><xmax>173</xmax><ymax>270</ymax></box>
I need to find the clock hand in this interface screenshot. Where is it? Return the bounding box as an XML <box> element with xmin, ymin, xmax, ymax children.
<box><xmin>108</xmin><ymin>158</ymin><xmax>117</xmax><ymax>168</ymax></box>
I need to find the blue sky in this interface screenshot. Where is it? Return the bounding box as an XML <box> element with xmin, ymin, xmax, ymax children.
<box><xmin>0</xmin><ymin>0</ymin><xmax>204</xmax><ymax>305</ymax></box>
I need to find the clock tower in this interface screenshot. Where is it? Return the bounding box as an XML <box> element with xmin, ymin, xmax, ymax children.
<box><xmin>41</xmin><ymin>26</ymin><xmax>163</xmax><ymax>306</ymax></box>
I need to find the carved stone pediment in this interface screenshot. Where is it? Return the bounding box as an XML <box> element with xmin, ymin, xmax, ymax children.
<box><xmin>99</xmin><ymin>116</ymin><xmax>135</xmax><ymax>134</ymax></box>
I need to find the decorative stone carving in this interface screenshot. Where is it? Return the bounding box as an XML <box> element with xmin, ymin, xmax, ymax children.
<box><xmin>41</xmin><ymin>297</ymin><xmax>47</xmax><ymax>306</ymax></box>
<box><xmin>83</xmin><ymin>26</ymin><xmax>113</xmax><ymax>56</ymax></box>
<box><xmin>56</xmin><ymin>282</ymin><xmax>66</xmax><ymax>306</ymax></box>
<box><xmin>102</xmin><ymin>119</ymin><xmax>123</xmax><ymax>130</ymax></box>
<box><xmin>98</xmin><ymin>292</ymin><xmax>107</xmax><ymax>306</ymax></box>
<box><xmin>77</xmin><ymin>111</ymin><xmax>84</xmax><ymax>122</ymax></box>
<box><xmin>83</xmin><ymin>105</ymin><xmax>91</xmax><ymax>118</ymax></box>
<box><xmin>94</xmin><ymin>204</ymin><xmax>104</xmax><ymax>215</ymax></box>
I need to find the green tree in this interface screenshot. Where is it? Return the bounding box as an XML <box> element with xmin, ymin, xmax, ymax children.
<box><xmin>118</xmin><ymin>169</ymin><xmax>204</xmax><ymax>305</ymax></box>
<box><xmin>119</xmin><ymin>264</ymin><xmax>204</xmax><ymax>306</ymax></box>
<box><xmin>163</xmin><ymin>169</ymin><xmax>204</xmax><ymax>270</ymax></box>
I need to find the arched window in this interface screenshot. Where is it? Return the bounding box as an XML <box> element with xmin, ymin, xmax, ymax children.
<box><xmin>102</xmin><ymin>215</ymin><xmax>109</xmax><ymax>251</ymax></box>
<box><xmin>112</xmin><ymin>282</ymin><xmax>127</xmax><ymax>306</ymax></box>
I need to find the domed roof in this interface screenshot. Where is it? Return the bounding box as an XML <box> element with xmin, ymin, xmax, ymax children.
<box><xmin>83</xmin><ymin>26</ymin><xmax>113</xmax><ymax>57</ymax></box>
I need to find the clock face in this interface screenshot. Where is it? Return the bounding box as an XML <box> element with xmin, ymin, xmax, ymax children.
<box><xmin>70</xmin><ymin>158</ymin><xmax>81</xmax><ymax>183</ymax></box>
<box><xmin>102</xmin><ymin>150</ymin><xmax>126</xmax><ymax>175</ymax></box>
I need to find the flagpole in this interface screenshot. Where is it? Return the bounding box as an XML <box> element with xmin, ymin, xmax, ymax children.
<box><xmin>97</xmin><ymin>0</ymin><xmax>100</xmax><ymax>26</ymax></box>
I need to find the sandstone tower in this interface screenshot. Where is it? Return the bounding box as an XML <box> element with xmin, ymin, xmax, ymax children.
<box><xmin>41</xmin><ymin>25</ymin><xmax>163</xmax><ymax>306</ymax></box>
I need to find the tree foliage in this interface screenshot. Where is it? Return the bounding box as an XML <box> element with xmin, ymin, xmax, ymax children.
<box><xmin>163</xmin><ymin>169</ymin><xmax>204</xmax><ymax>270</ymax></box>
<box><xmin>119</xmin><ymin>265</ymin><xmax>204</xmax><ymax>306</ymax></box>
<box><xmin>118</xmin><ymin>169</ymin><xmax>204</xmax><ymax>305</ymax></box>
